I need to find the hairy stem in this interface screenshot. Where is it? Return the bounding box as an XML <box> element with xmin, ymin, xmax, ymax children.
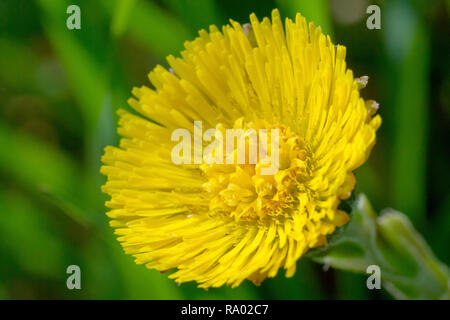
<box><xmin>307</xmin><ymin>194</ymin><xmax>449</xmax><ymax>299</ymax></box>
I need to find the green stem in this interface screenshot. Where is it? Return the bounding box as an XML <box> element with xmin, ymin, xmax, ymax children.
<box><xmin>306</xmin><ymin>194</ymin><xmax>449</xmax><ymax>299</ymax></box>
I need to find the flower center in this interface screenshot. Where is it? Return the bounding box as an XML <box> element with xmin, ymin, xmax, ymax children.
<box><xmin>201</xmin><ymin>118</ymin><xmax>312</xmax><ymax>222</ymax></box>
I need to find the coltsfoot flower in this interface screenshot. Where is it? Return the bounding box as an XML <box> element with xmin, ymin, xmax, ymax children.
<box><xmin>101</xmin><ymin>9</ymin><xmax>381</xmax><ymax>288</ymax></box>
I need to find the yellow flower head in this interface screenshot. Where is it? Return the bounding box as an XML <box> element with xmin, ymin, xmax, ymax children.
<box><xmin>101</xmin><ymin>9</ymin><xmax>381</xmax><ymax>288</ymax></box>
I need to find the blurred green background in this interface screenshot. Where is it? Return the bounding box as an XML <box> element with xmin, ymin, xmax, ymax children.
<box><xmin>0</xmin><ymin>0</ymin><xmax>448</xmax><ymax>299</ymax></box>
